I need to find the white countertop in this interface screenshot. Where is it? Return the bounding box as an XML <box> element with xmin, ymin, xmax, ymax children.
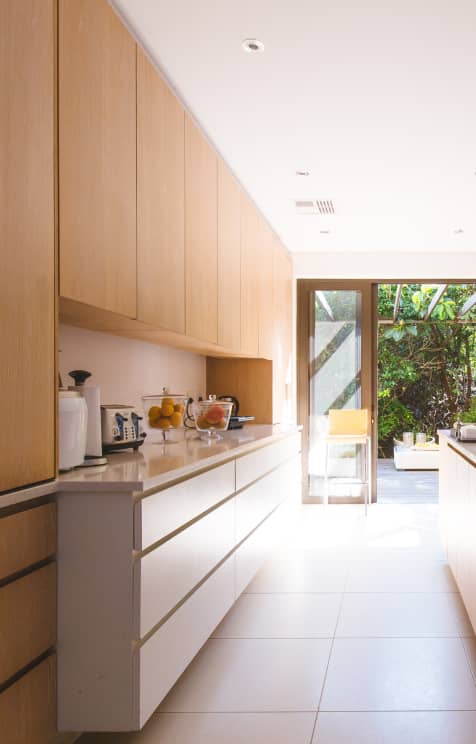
<box><xmin>57</xmin><ymin>424</ymin><xmax>301</xmax><ymax>495</ymax></box>
<box><xmin>439</xmin><ymin>430</ymin><xmax>476</xmax><ymax>466</ymax></box>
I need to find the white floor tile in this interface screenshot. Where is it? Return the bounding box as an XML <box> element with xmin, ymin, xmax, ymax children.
<box><xmin>213</xmin><ymin>593</ymin><xmax>342</xmax><ymax>639</ymax></box>
<box><xmin>321</xmin><ymin>637</ymin><xmax>476</xmax><ymax>711</ymax></box>
<box><xmin>313</xmin><ymin>711</ymin><xmax>476</xmax><ymax>744</ymax></box>
<box><xmin>81</xmin><ymin>712</ymin><xmax>316</xmax><ymax>744</ymax></box>
<box><xmin>246</xmin><ymin>557</ymin><xmax>349</xmax><ymax>593</ymax></box>
<box><xmin>336</xmin><ymin>592</ymin><xmax>474</xmax><ymax>637</ymax></box>
<box><xmin>160</xmin><ymin>638</ymin><xmax>332</xmax><ymax>712</ymax></box>
<box><xmin>346</xmin><ymin>558</ymin><xmax>457</xmax><ymax>593</ymax></box>
<box><xmin>462</xmin><ymin>637</ymin><xmax>476</xmax><ymax>682</ymax></box>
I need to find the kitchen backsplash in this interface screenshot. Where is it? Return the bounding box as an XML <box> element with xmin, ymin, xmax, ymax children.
<box><xmin>59</xmin><ymin>325</ymin><xmax>206</xmax><ymax>410</ymax></box>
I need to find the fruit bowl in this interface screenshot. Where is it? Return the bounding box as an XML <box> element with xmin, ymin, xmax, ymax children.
<box><xmin>142</xmin><ymin>390</ymin><xmax>189</xmax><ymax>443</ymax></box>
<box><xmin>193</xmin><ymin>396</ymin><xmax>233</xmax><ymax>440</ymax></box>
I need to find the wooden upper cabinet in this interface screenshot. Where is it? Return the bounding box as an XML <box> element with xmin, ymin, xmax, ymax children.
<box><xmin>272</xmin><ymin>240</ymin><xmax>293</xmax><ymax>422</ymax></box>
<box><xmin>240</xmin><ymin>194</ymin><xmax>260</xmax><ymax>356</ymax></box>
<box><xmin>59</xmin><ymin>0</ymin><xmax>137</xmax><ymax>318</ymax></box>
<box><xmin>185</xmin><ymin>115</ymin><xmax>218</xmax><ymax>344</ymax></box>
<box><xmin>218</xmin><ymin>161</ymin><xmax>241</xmax><ymax>351</ymax></box>
<box><xmin>0</xmin><ymin>0</ymin><xmax>56</xmax><ymax>492</ymax></box>
<box><xmin>137</xmin><ymin>49</ymin><xmax>185</xmax><ymax>333</ymax></box>
<box><xmin>257</xmin><ymin>220</ymin><xmax>274</xmax><ymax>360</ymax></box>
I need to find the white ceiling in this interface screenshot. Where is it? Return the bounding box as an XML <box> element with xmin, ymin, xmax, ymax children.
<box><xmin>112</xmin><ymin>0</ymin><xmax>476</xmax><ymax>254</ymax></box>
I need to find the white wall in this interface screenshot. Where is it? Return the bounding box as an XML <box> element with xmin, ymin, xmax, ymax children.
<box><xmin>293</xmin><ymin>252</ymin><xmax>476</xmax><ymax>279</ymax></box>
<box><xmin>59</xmin><ymin>325</ymin><xmax>206</xmax><ymax>410</ymax></box>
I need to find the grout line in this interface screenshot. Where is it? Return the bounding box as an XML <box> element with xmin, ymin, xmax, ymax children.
<box><xmin>460</xmin><ymin>637</ymin><xmax>476</xmax><ymax>687</ymax></box>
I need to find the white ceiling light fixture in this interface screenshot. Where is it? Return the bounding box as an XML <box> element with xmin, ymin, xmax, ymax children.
<box><xmin>453</xmin><ymin>228</ymin><xmax>464</xmax><ymax>234</ymax></box>
<box><xmin>242</xmin><ymin>38</ymin><xmax>264</xmax><ymax>53</ymax></box>
<box><xmin>296</xmin><ymin>170</ymin><xmax>310</xmax><ymax>177</ymax></box>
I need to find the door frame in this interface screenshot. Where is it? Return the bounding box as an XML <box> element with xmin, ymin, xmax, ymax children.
<box><xmin>297</xmin><ymin>279</ymin><xmax>377</xmax><ymax>503</ymax></box>
<box><xmin>297</xmin><ymin>277</ymin><xmax>473</xmax><ymax>503</ymax></box>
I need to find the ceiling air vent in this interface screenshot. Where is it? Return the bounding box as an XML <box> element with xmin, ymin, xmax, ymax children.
<box><xmin>295</xmin><ymin>199</ymin><xmax>335</xmax><ymax>215</ymax></box>
<box><xmin>316</xmin><ymin>199</ymin><xmax>335</xmax><ymax>215</ymax></box>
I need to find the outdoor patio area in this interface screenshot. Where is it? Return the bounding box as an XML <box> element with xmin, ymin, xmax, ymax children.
<box><xmin>377</xmin><ymin>459</ymin><xmax>438</xmax><ymax>504</ymax></box>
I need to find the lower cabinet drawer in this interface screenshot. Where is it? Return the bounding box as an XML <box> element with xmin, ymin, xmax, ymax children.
<box><xmin>0</xmin><ymin>503</ymin><xmax>56</xmax><ymax>581</ymax></box>
<box><xmin>138</xmin><ymin>499</ymin><xmax>235</xmax><ymax>637</ymax></box>
<box><xmin>139</xmin><ymin>556</ymin><xmax>234</xmax><ymax>727</ymax></box>
<box><xmin>135</xmin><ymin>461</ymin><xmax>235</xmax><ymax>550</ymax></box>
<box><xmin>235</xmin><ymin>455</ymin><xmax>301</xmax><ymax>543</ymax></box>
<box><xmin>0</xmin><ymin>562</ymin><xmax>56</xmax><ymax>684</ymax></box>
<box><xmin>235</xmin><ymin>492</ymin><xmax>300</xmax><ymax>597</ymax></box>
<box><xmin>235</xmin><ymin>433</ymin><xmax>301</xmax><ymax>491</ymax></box>
<box><xmin>0</xmin><ymin>654</ymin><xmax>56</xmax><ymax>744</ymax></box>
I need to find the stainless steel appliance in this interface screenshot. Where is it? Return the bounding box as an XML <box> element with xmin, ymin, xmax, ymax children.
<box><xmin>101</xmin><ymin>404</ymin><xmax>146</xmax><ymax>453</ymax></box>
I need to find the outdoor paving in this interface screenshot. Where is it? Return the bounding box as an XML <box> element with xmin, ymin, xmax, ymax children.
<box><xmin>377</xmin><ymin>459</ymin><xmax>438</xmax><ymax>504</ymax></box>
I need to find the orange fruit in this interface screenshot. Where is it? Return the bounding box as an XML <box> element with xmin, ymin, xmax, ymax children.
<box><xmin>148</xmin><ymin>405</ymin><xmax>161</xmax><ymax>421</ymax></box>
<box><xmin>161</xmin><ymin>397</ymin><xmax>174</xmax><ymax>408</ymax></box>
<box><xmin>161</xmin><ymin>403</ymin><xmax>174</xmax><ymax>417</ymax></box>
<box><xmin>174</xmin><ymin>403</ymin><xmax>185</xmax><ymax>413</ymax></box>
<box><xmin>157</xmin><ymin>417</ymin><xmax>172</xmax><ymax>429</ymax></box>
<box><xmin>215</xmin><ymin>418</ymin><xmax>227</xmax><ymax>429</ymax></box>
<box><xmin>170</xmin><ymin>412</ymin><xmax>183</xmax><ymax>428</ymax></box>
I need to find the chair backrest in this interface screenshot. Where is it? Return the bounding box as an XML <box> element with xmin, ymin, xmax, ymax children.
<box><xmin>328</xmin><ymin>408</ymin><xmax>369</xmax><ymax>436</ymax></box>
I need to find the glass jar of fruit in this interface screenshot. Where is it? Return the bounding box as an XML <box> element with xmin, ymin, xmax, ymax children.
<box><xmin>142</xmin><ymin>388</ymin><xmax>189</xmax><ymax>443</ymax></box>
<box><xmin>193</xmin><ymin>395</ymin><xmax>233</xmax><ymax>440</ymax></box>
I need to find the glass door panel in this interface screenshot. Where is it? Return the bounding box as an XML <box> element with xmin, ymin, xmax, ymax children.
<box><xmin>297</xmin><ymin>281</ymin><xmax>375</xmax><ymax>504</ymax></box>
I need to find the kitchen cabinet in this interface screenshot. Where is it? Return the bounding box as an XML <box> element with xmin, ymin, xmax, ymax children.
<box><xmin>57</xmin><ymin>430</ymin><xmax>301</xmax><ymax>731</ymax></box>
<box><xmin>257</xmin><ymin>219</ymin><xmax>274</xmax><ymax>360</ymax></box>
<box><xmin>218</xmin><ymin>160</ymin><xmax>242</xmax><ymax>351</ymax></box>
<box><xmin>439</xmin><ymin>433</ymin><xmax>476</xmax><ymax>632</ymax></box>
<box><xmin>0</xmin><ymin>655</ymin><xmax>56</xmax><ymax>744</ymax></box>
<box><xmin>137</xmin><ymin>48</ymin><xmax>186</xmax><ymax>333</ymax></box>
<box><xmin>0</xmin><ymin>0</ymin><xmax>56</xmax><ymax>493</ymax></box>
<box><xmin>240</xmin><ymin>194</ymin><xmax>260</xmax><ymax>356</ymax></box>
<box><xmin>0</xmin><ymin>498</ymin><xmax>57</xmax><ymax>742</ymax></box>
<box><xmin>272</xmin><ymin>240</ymin><xmax>293</xmax><ymax>423</ymax></box>
<box><xmin>185</xmin><ymin>115</ymin><xmax>218</xmax><ymax>344</ymax></box>
<box><xmin>59</xmin><ymin>0</ymin><xmax>137</xmax><ymax>318</ymax></box>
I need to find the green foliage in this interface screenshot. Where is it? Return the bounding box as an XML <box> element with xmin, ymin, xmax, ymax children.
<box><xmin>377</xmin><ymin>284</ymin><xmax>476</xmax><ymax>456</ymax></box>
<box><xmin>460</xmin><ymin>398</ymin><xmax>476</xmax><ymax>424</ymax></box>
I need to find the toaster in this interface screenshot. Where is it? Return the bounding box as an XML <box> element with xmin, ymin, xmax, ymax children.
<box><xmin>101</xmin><ymin>405</ymin><xmax>146</xmax><ymax>453</ymax></box>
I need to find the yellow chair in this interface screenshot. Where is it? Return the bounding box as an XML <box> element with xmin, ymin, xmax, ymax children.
<box><xmin>324</xmin><ymin>408</ymin><xmax>372</xmax><ymax>513</ymax></box>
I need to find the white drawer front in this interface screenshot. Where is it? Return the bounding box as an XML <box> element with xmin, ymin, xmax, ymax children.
<box><xmin>235</xmin><ymin>433</ymin><xmax>301</xmax><ymax>491</ymax></box>
<box><xmin>235</xmin><ymin>455</ymin><xmax>301</xmax><ymax>543</ymax></box>
<box><xmin>139</xmin><ymin>557</ymin><xmax>235</xmax><ymax>727</ymax></box>
<box><xmin>139</xmin><ymin>499</ymin><xmax>235</xmax><ymax>637</ymax></box>
<box><xmin>135</xmin><ymin>461</ymin><xmax>235</xmax><ymax>550</ymax></box>
<box><xmin>235</xmin><ymin>493</ymin><xmax>300</xmax><ymax>597</ymax></box>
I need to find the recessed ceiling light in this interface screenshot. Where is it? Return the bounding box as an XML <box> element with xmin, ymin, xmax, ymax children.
<box><xmin>320</xmin><ymin>229</ymin><xmax>331</xmax><ymax>235</ymax></box>
<box><xmin>242</xmin><ymin>38</ymin><xmax>264</xmax><ymax>53</ymax></box>
<box><xmin>453</xmin><ymin>228</ymin><xmax>464</xmax><ymax>234</ymax></box>
<box><xmin>296</xmin><ymin>170</ymin><xmax>310</xmax><ymax>177</ymax></box>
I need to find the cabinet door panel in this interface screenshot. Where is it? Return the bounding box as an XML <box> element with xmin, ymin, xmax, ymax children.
<box><xmin>240</xmin><ymin>195</ymin><xmax>260</xmax><ymax>356</ymax></box>
<box><xmin>272</xmin><ymin>240</ymin><xmax>293</xmax><ymax>423</ymax></box>
<box><xmin>0</xmin><ymin>563</ymin><xmax>56</xmax><ymax>684</ymax></box>
<box><xmin>0</xmin><ymin>655</ymin><xmax>56</xmax><ymax>744</ymax></box>
<box><xmin>218</xmin><ymin>161</ymin><xmax>241</xmax><ymax>350</ymax></box>
<box><xmin>257</xmin><ymin>219</ymin><xmax>274</xmax><ymax>360</ymax></box>
<box><xmin>0</xmin><ymin>0</ymin><xmax>55</xmax><ymax>492</ymax></box>
<box><xmin>137</xmin><ymin>49</ymin><xmax>185</xmax><ymax>333</ymax></box>
<box><xmin>185</xmin><ymin>116</ymin><xmax>218</xmax><ymax>344</ymax></box>
<box><xmin>0</xmin><ymin>503</ymin><xmax>56</xmax><ymax>581</ymax></box>
<box><xmin>59</xmin><ymin>0</ymin><xmax>137</xmax><ymax>317</ymax></box>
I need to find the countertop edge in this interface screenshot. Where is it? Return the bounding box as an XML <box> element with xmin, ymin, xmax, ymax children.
<box><xmin>0</xmin><ymin>479</ymin><xmax>58</xmax><ymax>511</ymax></box>
<box><xmin>58</xmin><ymin>427</ymin><xmax>303</xmax><ymax>495</ymax></box>
<box><xmin>438</xmin><ymin>429</ymin><xmax>476</xmax><ymax>466</ymax></box>
<box><xmin>0</xmin><ymin>426</ymin><xmax>303</xmax><ymax>507</ymax></box>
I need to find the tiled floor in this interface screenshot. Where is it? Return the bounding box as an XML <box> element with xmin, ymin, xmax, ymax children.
<box><xmin>82</xmin><ymin>502</ymin><xmax>476</xmax><ymax>743</ymax></box>
<box><xmin>377</xmin><ymin>459</ymin><xmax>439</xmax><ymax>504</ymax></box>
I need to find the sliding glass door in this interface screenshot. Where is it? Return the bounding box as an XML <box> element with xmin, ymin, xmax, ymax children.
<box><xmin>297</xmin><ymin>281</ymin><xmax>376</xmax><ymax>503</ymax></box>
